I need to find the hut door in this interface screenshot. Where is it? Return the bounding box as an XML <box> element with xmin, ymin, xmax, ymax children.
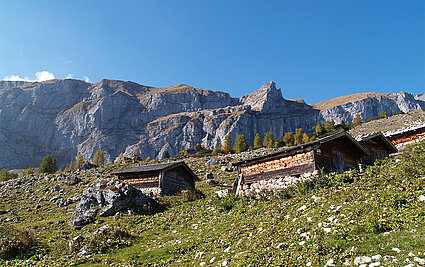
<box><xmin>331</xmin><ymin>150</ymin><xmax>344</xmax><ymax>173</ymax></box>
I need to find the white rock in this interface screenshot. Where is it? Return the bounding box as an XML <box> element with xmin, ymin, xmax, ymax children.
<box><xmin>369</xmin><ymin>262</ymin><xmax>380</xmax><ymax>267</ymax></box>
<box><xmin>354</xmin><ymin>256</ymin><xmax>372</xmax><ymax>265</ymax></box>
<box><xmin>323</xmin><ymin>228</ymin><xmax>332</xmax><ymax>233</ymax></box>
<box><xmin>392</xmin><ymin>247</ymin><xmax>401</xmax><ymax>253</ymax></box>
<box><xmin>299</xmin><ymin>241</ymin><xmax>306</xmax><ymax>245</ymax></box>
<box><xmin>325</xmin><ymin>259</ymin><xmax>335</xmax><ymax>266</ymax></box>
<box><xmin>210</xmin><ymin>257</ymin><xmax>216</xmax><ymax>263</ymax></box>
<box><xmin>306</xmin><ymin>262</ymin><xmax>312</xmax><ymax>266</ymax></box>
<box><xmin>297</xmin><ymin>205</ymin><xmax>307</xmax><ymax>211</ymax></box>
<box><xmin>200</xmin><ymin>262</ymin><xmax>206</xmax><ymax>266</ymax></box>
<box><xmin>414</xmin><ymin>256</ymin><xmax>425</xmax><ymax>264</ymax></box>
<box><xmin>224</xmin><ymin>246</ymin><xmax>231</xmax><ymax>252</ymax></box>
<box><xmin>408</xmin><ymin>252</ymin><xmax>416</xmax><ymax>257</ymax></box>
<box><xmin>372</xmin><ymin>255</ymin><xmax>382</xmax><ymax>261</ymax></box>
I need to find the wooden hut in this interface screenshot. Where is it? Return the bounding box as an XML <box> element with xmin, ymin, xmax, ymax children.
<box><xmin>112</xmin><ymin>161</ymin><xmax>199</xmax><ymax>196</ymax></box>
<box><xmin>233</xmin><ymin>132</ymin><xmax>368</xmax><ymax>194</ymax></box>
<box><xmin>384</xmin><ymin>124</ymin><xmax>425</xmax><ymax>151</ymax></box>
<box><xmin>356</xmin><ymin>132</ymin><xmax>398</xmax><ymax>164</ymax></box>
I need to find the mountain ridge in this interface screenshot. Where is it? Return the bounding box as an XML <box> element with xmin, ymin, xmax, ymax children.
<box><xmin>0</xmin><ymin>78</ymin><xmax>423</xmax><ymax>169</ymax></box>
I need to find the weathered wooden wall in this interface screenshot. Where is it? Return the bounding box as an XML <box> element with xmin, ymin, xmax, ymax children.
<box><xmin>315</xmin><ymin>139</ymin><xmax>360</xmax><ymax>172</ymax></box>
<box><xmin>240</xmin><ymin>150</ymin><xmax>315</xmax><ymax>184</ymax></box>
<box><xmin>119</xmin><ymin>171</ymin><xmax>161</xmax><ymax>195</ymax></box>
<box><xmin>360</xmin><ymin>139</ymin><xmax>389</xmax><ymax>164</ymax></box>
<box><xmin>389</xmin><ymin>131</ymin><xmax>425</xmax><ymax>151</ymax></box>
<box><xmin>162</xmin><ymin>168</ymin><xmax>195</xmax><ymax>195</ymax></box>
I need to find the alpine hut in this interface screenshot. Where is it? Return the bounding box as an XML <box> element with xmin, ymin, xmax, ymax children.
<box><xmin>112</xmin><ymin>161</ymin><xmax>199</xmax><ymax>196</ymax></box>
<box><xmin>233</xmin><ymin>132</ymin><xmax>368</xmax><ymax>194</ymax></box>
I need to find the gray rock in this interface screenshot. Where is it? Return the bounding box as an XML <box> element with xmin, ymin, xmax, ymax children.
<box><xmin>56</xmin><ymin>198</ymin><xmax>70</xmax><ymax>208</ymax></box>
<box><xmin>1</xmin><ymin>79</ymin><xmax>423</xmax><ymax>170</ymax></box>
<box><xmin>354</xmin><ymin>256</ymin><xmax>373</xmax><ymax>265</ymax></box>
<box><xmin>204</xmin><ymin>173</ymin><xmax>214</xmax><ymax>179</ymax></box>
<box><xmin>70</xmin><ymin>179</ymin><xmax>152</xmax><ymax>225</ymax></box>
<box><xmin>54</xmin><ymin>185</ymin><xmax>61</xmax><ymax>192</ymax></box>
<box><xmin>206</xmin><ymin>158</ymin><xmax>219</xmax><ymax>166</ymax></box>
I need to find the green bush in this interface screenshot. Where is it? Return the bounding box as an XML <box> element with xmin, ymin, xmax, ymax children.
<box><xmin>39</xmin><ymin>155</ymin><xmax>56</xmax><ymax>174</ymax></box>
<box><xmin>0</xmin><ymin>169</ymin><xmax>17</xmax><ymax>181</ymax></box>
<box><xmin>179</xmin><ymin>189</ymin><xmax>205</xmax><ymax>202</ymax></box>
<box><xmin>0</xmin><ymin>225</ymin><xmax>37</xmax><ymax>259</ymax></box>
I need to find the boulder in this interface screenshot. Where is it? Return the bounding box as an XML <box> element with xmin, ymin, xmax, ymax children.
<box><xmin>70</xmin><ymin>178</ymin><xmax>152</xmax><ymax>226</ymax></box>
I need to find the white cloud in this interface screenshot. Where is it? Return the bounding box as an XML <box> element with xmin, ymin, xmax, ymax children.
<box><xmin>3</xmin><ymin>71</ymin><xmax>91</xmax><ymax>83</ymax></box>
<box><xmin>3</xmin><ymin>74</ymin><xmax>31</xmax><ymax>82</ymax></box>
<box><xmin>3</xmin><ymin>71</ymin><xmax>55</xmax><ymax>82</ymax></box>
<box><xmin>35</xmin><ymin>71</ymin><xmax>55</xmax><ymax>81</ymax></box>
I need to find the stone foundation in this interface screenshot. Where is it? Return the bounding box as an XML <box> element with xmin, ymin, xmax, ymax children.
<box><xmin>239</xmin><ymin>171</ymin><xmax>318</xmax><ymax>199</ymax></box>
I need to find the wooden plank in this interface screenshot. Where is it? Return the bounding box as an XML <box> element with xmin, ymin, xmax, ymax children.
<box><xmin>243</xmin><ymin>163</ymin><xmax>315</xmax><ymax>184</ymax></box>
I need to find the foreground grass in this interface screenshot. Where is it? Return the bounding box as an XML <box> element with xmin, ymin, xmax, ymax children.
<box><xmin>1</xmin><ymin>145</ymin><xmax>425</xmax><ymax>265</ymax></box>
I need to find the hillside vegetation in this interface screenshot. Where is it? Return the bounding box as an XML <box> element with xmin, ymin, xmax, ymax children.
<box><xmin>1</xmin><ymin>143</ymin><xmax>425</xmax><ymax>265</ymax></box>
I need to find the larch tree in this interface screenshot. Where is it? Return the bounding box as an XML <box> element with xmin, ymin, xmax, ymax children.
<box><xmin>352</xmin><ymin>114</ymin><xmax>362</xmax><ymax>126</ymax></box>
<box><xmin>263</xmin><ymin>132</ymin><xmax>274</xmax><ymax>148</ymax></box>
<box><xmin>253</xmin><ymin>133</ymin><xmax>262</xmax><ymax>149</ymax></box>
<box><xmin>223</xmin><ymin>135</ymin><xmax>233</xmax><ymax>154</ymax></box>
<box><xmin>234</xmin><ymin>135</ymin><xmax>248</xmax><ymax>153</ymax></box>
<box><xmin>315</xmin><ymin>121</ymin><xmax>325</xmax><ymax>136</ymax></box>
<box><xmin>93</xmin><ymin>149</ymin><xmax>105</xmax><ymax>166</ymax></box>
<box><xmin>75</xmin><ymin>154</ymin><xmax>84</xmax><ymax>169</ymax></box>
<box><xmin>302</xmin><ymin>133</ymin><xmax>310</xmax><ymax>143</ymax></box>
<box><xmin>283</xmin><ymin>132</ymin><xmax>294</xmax><ymax>146</ymax></box>
<box><xmin>294</xmin><ymin>128</ymin><xmax>304</xmax><ymax>145</ymax></box>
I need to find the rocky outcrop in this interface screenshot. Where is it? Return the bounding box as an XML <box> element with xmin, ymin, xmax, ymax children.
<box><xmin>0</xmin><ymin>78</ymin><xmax>423</xmax><ymax>169</ymax></box>
<box><xmin>70</xmin><ymin>179</ymin><xmax>151</xmax><ymax>226</ymax></box>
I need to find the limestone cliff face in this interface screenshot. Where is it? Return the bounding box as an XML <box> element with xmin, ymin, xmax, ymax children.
<box><xmin>0</xmin><ymin>79</ymin><xmax>423</xmax><ymax>169</ymax></box>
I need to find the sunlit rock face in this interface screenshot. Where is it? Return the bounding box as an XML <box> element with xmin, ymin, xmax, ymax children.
<box><xmin>0</xmin><ymin>79</ymin><xmax>423</xmax><ymax>169</ymax></box>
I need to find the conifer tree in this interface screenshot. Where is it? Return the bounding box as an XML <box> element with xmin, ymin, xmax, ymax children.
<box><xmin>212</xmin><ymin>147</ymin><xmax>218</xmax><ymax>156</ymax></box>
<box><xmin>163</xmin><ymin>151</ymin><xmax>170</xmax><ymax>159</ymax></box>
<box><xmin>302</xmin><ymin>133</ymin><xmax>310</xmax><ymax>143</ymax></box>
<box><xmin>223</xmin><ymin>135</ymin><xmax>233</xmax><ymax>154</ymax></box>
<box><xmin>0</xmin><ymin>169</ymin><xmax>17</xmax><ymax>181</ymax></box>
<box><xmin>340</xmin><ymin>120</ymin><xmax>347</xmax><ymax>130</ymax></box>
<box><xmin>274</xmin><ymin>138</ymin><xmax>283</xmax><ymax>147</ymax></box>
<box><xmin>146</xmin><ymin>156</ymin><xmax>151</xmax><ymax>161</ymax></box>
<box><xmin>39</xmin><ymin>155</ymin><xmax>57</xmax><ymax>174</ymax></box>
<box><xmin>254</xmin><ymin>133</ymin><xmax>262</xmax><ymax>149</ymax></box>
<box><xmin>325</xmin><ymin>120</ymin><xmax>335</xmax><ymax>132</ymax></box>
<box><xmin>75</xmin><ymin>153</ymin><xmax>84</xmax><ymax>169</ymax></box>
<box><xmin>315</xmin><ymin>121</ymin><xmax>325</xmax><ymax>136</ymax></box>
<box><xmin>93</xmin><ymin>149</ymin><xmax>105</xmax><ymax>166</ymax></box>
<box><xmin>263</xmin><ymin>132</ymin><xmax>274</xmax><ymax>148</ymax></box>
<box><xmin>234</xmin><ymin>135</ymin><xmax>248</xmax><ymax>153</ymax></box>
<box><xmin>380</xmin><ymin>111</ymin><xmax>388</xmax><ymax>118</ymax></box>
<box><xmin>294</xmin><ymin>128</ymin><xmax>304</xmax><ymax>145</ymax></box>
<box><xmin>22</xmin><ymin>167</ymin><xmax>34</xmax><ymax>177</ymax></box>
<box><xmin>352</xmin><ymin>113</ymin><xmax>362</xmax><ymax>126</ymax></box>
<box><xmin>283</xmin><ymin>132</ymin><xmax>294</xmax><ymax>146</ymax></box>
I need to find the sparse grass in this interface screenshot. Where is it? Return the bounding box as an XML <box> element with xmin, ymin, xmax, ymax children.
<box><xmin>1</xmin><ymin>143</ymin><xmax>425</xmax><ymax>265</ymax></box>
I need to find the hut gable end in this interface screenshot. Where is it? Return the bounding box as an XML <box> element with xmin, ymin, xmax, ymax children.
<box><xmin>112</xmin><ymin>161</ymin><xmax>198</xmax><ymax>196</ymax></box>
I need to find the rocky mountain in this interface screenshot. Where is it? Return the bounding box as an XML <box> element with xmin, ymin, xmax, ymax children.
<box><xmin>0</xmin><ymin>79</ymin><xmax>423</xmax><ymax>169</ymax></box>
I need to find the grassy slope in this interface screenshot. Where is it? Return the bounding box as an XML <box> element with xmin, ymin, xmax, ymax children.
<box><xmin>349</xmin><ymin>110</ymin><xmax>425</xmax><ymax>137</ymax></box>
<box><xmin>1</xmin><ymin>145</ymin><xmax>425</xmax><ymax>266</ymax></box>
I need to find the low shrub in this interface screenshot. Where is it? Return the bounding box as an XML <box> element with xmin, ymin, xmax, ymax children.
<box><xmin>0</xmin><ymin>225</ymin><xmax>37</xmax><ymax>259</ymax></box>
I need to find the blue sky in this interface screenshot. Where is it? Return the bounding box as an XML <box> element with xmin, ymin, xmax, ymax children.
<box><xmin>0</xmin><ymin>0</ymin><xmax>423</xmax><ymax>103</ymax></box>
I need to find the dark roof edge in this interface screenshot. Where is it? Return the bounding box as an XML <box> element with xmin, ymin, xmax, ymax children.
<box><xmin>358</xmin><ymin>132</ymin><xmax>398</xmax><ymax>153</ymax></box>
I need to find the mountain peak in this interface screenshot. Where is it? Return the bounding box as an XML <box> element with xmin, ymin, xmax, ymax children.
<box><xmin>240</xmin><ymin>81</ymin><xmax>284</xmax><ymax>111</ymax></box>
